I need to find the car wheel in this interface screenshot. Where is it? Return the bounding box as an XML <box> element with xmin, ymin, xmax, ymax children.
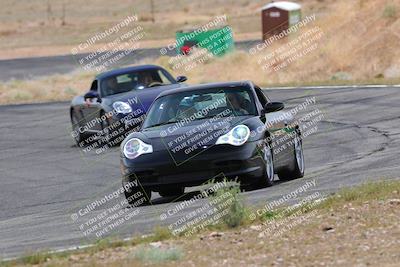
<box><xmin>123</xmin><ymin>183</ymin><xmax>152</xmax><ymax>207</ymax></box>
<box><xmin>278</xmin><ymin>132</ymin><xmax>305</xmax><ymax>181</ymax></box>
<box><xmin>71</xmin><ymin>112</ymin><xmax>87</xmax><ymax>146</ymax></box>
<box><xmin>159</xmin><ymin>187</ymin><xmax>185</xmax><ymax>197</ymax></box>
<box><xmin>256</xmin><ymin>142</ymin><xmax>275</xmax><ymax>188</ymax></box>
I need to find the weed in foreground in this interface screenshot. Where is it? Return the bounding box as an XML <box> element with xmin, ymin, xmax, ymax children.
<box><xmin>134</xmin><ymin>246</ymin><xmax>183</xmax><ymax>263</ymax></box>
<box><xmin>212</xmin><ymin>181</ymin><xmax>247</xmax><ymax>228</ymax></box>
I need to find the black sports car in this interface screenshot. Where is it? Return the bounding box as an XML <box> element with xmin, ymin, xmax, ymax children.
<box><xmin>70</xmin><ymin>65</ymin><xmax>187</xmax><ymax>149</ymax></box>
<box><xmin>120</xmin><ymin>81</ymin><xmax>305</xmax><ymax>204</ymax></box>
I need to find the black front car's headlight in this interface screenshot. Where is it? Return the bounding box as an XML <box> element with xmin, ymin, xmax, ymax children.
<box><xmin>123</xmin><ymin>138</ymin><xmax>153</xmax><ymax>159</ymax></box>
<box><xmin>215</xmin><ymin>124</ymin><xmax>250</xmax><ymax>146</ymax></box>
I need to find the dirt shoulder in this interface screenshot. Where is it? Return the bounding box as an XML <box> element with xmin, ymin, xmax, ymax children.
<box><xmin>3</xmin><ymin>181</ymin><xmax>399</xmax><ymax>267</ymax></box>
<box><xmin>175</xmin><ymin>197</ymin><xmax>400</xmax><ymax>267</ymax></box>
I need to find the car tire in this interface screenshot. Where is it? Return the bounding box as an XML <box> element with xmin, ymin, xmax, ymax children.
<box><xmin>71</xmin><ymin>111</ymin><xmax>88</xmax><ymax>147</ymax></box>
<box><xmin>256</xmin><ymin>142</ymin><xmax>275</xmax><ymax>188</ymax></box>
<box><xmin>278</xmin><ymin>132</ymin><xmax>305</xmax><ymax>181</ymax></box>
<box><xmin>123</xmin><ymin>185</ymin><xmax>152</xmax><ymax>207</ymax></box>
<box><xmin>159</xmin><ymin>187</ymin><xmax>185</xmax><ymax>197</ymax></box>
<box><xmin>100</xmin><ymin>112</ymin><xmax>114</xmax><ymax>144</ymax></box>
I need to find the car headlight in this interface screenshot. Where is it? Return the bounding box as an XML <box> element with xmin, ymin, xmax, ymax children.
<box><xmin>123</xmin><ymin>138</ymin><xmax>153</xmax><ymax>159</ymax></box>
<box><xmin>216</xmin><ymin>125</ymin><xmax>250</xmax><ymax>146</ymax></box>
<box><xmin>113</xmin><ymin>101</ymin><xmax>132</xmax><ymax>114</ymax></box>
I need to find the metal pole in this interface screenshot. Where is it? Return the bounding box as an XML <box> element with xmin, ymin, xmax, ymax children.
<box><xmin>150</xmin><ymin>0</ymin><xmax>155</xmax><ymax>23</ymax></box>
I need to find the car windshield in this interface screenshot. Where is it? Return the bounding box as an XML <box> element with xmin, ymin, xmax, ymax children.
<box><xmin>142</xmin><ymin>86</ymin><xmax>257</xmax><ymax>129</ymax></box>
<box><xmin>100</xmin><ymin>69</ymin><xmax>176</xmax><ymax>96</ymax></box>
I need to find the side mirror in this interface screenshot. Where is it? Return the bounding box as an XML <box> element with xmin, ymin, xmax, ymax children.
<box><xmin>84</xmin><ymin>91</ymin><xmax>100</xmax><ymax>102</ymax></box>
<box><xmin>263</xmin><ymin>102</ymin><xmax>284</xmax><ymax>114</ymax></box>
<box><xmin>176</xmin><ymin>76</ymin><xmax>187</xmax><ymax>83</ymax></box>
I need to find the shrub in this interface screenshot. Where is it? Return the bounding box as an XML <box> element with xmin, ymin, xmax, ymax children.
<box><xmin>383</xmin><ymin>5</ymin><xmax>397</xmax><ymax>18</ymax></box>
<box><xmin>212</xmin><ymin>181</ymin><xmax>246</xmax><ymax>228</ymax></box>
<box><xmin>152</xmin><ymin>226</ymin><xmax>172</xmax><ymax>241</ymax></box>
<box><xmin>134</xmin><ymin>246</ymin><xmax>183</xmax><ymax>263</ymax></box>
<box><xmin>20</xmin><ymin>251</ymin><xmax>51</xmax><ymax>265</ymax></box>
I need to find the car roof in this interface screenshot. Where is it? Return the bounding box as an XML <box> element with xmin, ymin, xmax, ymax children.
<box><xmin>96</xmin><ymin>64</ymin><xmax>166</xmax><ymax>80</ymax></box>
<box><xmin>157</xmin><ymin>81</ymin><xmax>254</xmax><ymax>98</ymax></box>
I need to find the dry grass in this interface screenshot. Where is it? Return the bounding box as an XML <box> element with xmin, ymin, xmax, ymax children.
<box><xmin>0</xmin><ymin>71</ymin><xmax>94</xmax><ymax>105</ymax></box>
<box><xmin>1</xmin><ymin>0</ymin><xmax>399</xmax><ymax>105</ymax></box>
<box><xmin>0</xmin><ymin>0</ymin><xmax>263</xmax><ymax>58</ymax></box>
<box><xmin>2</xmin><ymin>180</ymin><xmax>399</xmax><ymax>267</ymax></box>
<box><xmin>155</xmin><ymin>0</ymin><xmax>400</xmax><ymax>85</ymax></box>
<box><xmin>0</xmin><ymin>0</ymin><xmax>366</xmax><ymax>59</ymax></box>
<box><xmin>0</xmin><ymin>65</ymin><xmax>399</xmax><ymax>106</ymax></box>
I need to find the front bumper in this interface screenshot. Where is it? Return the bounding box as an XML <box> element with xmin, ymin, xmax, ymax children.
<box><xmin>120</xmin><ymin>140</ymin><xmax>266</xmax><ymax>190</ymax></box>
<box><xmin>107</xmin><ymin>113</ymin><xmax>144</xmax><ymax>142</ymax></box>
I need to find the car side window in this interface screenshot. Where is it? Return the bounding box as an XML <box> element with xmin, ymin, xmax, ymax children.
<box><xmin>255</xmin><ymin>86</ymin><xmax>268</xmax><ymax>107</ymax></box>
<box><xmin>90</xmin><ymin>80</ymin><xmax>98</xmax><ymax>91</ymax></box>
<box><xmin>157</xmin><ymin>70</ymin><xmax>172</xmax><ymax>84</ymax></box>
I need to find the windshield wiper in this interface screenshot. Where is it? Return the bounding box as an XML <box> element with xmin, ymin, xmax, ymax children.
<box><xmin>146</xmin><ymin>121</ymin><xmax>179</xmax><ymax>128</ymax></box>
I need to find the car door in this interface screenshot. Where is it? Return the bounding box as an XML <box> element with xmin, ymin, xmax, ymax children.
<box><xmin>254</xmin><ymin>86</ymin><xmax>291</xmax><ymax>169</ymax></box>
<box><xmin>81</xmin><ymin>79</ymin><xmax>103</xmax><ymax>133</ymax></box>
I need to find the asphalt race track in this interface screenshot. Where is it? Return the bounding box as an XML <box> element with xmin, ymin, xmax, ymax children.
<box><xmin>0</xmin><ymin>40</ymin><xmax>258</xmax><ymax>82</ymax></box>
<box><xmin>1</xmin><ymin>86</ymin><xmax>400</xmax><ymax>259</ymax></box>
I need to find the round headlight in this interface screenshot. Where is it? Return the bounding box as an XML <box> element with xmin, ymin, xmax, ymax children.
<box><xmin>232</xmin><ymin>125</ymin><xmax>249</xmax><ymax>140</ymax></box>
<box><xmin>125</xmin><ymin>139</ymin><xmax>140</xmax><ymax>154</ymax></box>
<box><xmin>216</xmin><ymin>125</ymin><xmax>250</xmax><ymax>146</ymax></box>
<box><xmin>123</xmin><ymin>138</ymin><xmax>153</xmax><ymax>159</ymax></box>
<box><xmin>113</xmin><ymin>101</ymin><xmax>132</xmax><ymax>114</ymax></box>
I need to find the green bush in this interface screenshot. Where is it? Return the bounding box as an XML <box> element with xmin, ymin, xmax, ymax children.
<box><xmin>213</xmin><ymin>181</ymin><xmax>246</xmax><ymax>228</ymax></box>
<box><xmin>152</xmin><ymin>226</ymin><xmax>173</xmax><ymax>241</ymax></box>
<box><xmin>134</xmin><ymin>246</ymin><xmax>183</xmax><ymax>263</ymax></box>
<box><xmin>383</xmin><ymin>5</ymin><xmax>397</xmax><ymax>18</ymax></box>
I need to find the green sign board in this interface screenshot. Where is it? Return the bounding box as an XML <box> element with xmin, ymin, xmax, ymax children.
<box><xmin>175</xmin><ymin>26</ymin><xmax>235</xmax><ymax>57</ymax></box>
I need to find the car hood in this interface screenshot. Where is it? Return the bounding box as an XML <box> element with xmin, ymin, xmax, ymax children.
<box><xmin>141</xmin><ymin>116</ymin><xmax>256</xmax><ymax>152</ymax></box>
<box><xmin>103</xmin><ymin>83</ymin><xmax>186</xmax><ymax>114</ymax></box>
